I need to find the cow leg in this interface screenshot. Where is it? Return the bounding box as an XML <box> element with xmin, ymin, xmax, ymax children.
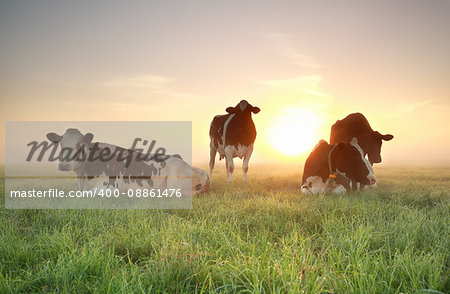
<box><xmin>242</xmin><ymin>144</ymin><xmax>253</xmax><ymax>182</ymax></box>
<box><xmin>225</xmin><ymin>145</ymin><xmax>235</xmax><ymax>183</ymax></box>
<box><xmin>225</xmin><ymin>158</ymin><xmax>232</xmax><ymax>183</ymax></box>
<box><xmin>209</xmin><ymin>141</ymin><xmax>217</xmax><ymax>180</ymax></box>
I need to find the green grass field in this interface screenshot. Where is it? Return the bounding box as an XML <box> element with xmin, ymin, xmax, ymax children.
<box><xmin>1</xmin><ymin>166</ymin><xmax>449</xmax><ymax>293</ymax></box>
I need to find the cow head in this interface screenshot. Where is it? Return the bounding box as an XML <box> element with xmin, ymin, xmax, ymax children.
<box><xmin>47</xmin><ymin>129</ymin><xmax>93</xmax><ymax>171</ymax></box>
<box><xmin>226</xmin><ymin>100</ymin><xmax>260</xmax><ymax>115</ymax></box>
<box><xmin>358</xmin><ymin>131</ymin><xmax>393</xmax><ymax>164</ymax></box>
<box><xmin>331</xmin><ymin>137</ymin><xmax>376</xmax><ymax>185</ymax></box>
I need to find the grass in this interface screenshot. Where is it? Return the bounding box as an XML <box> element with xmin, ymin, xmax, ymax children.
<box><xmin>0</xmin><ymin>165</ymin><xmax>449</xmax><ymax>293</ymax></box>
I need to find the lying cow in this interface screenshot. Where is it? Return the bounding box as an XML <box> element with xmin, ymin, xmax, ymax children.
<box><xmin>209</xmin><ymin>100</ymin><xmax>260</xmax><ymax>183</ymax></box>
<box><xmin>330</xmin><ymin>113</ymin><xmax>393</xmax><ymax>165</ymax></box>
<box><xmin>301</xmin><ymin>137</ymin><xmax>376</xmax><ymax>194</ymax></box>
<box><xmin>46</xmin><ymin>128</ymin><xmax>210</xmax><ymax>195</ymax></box>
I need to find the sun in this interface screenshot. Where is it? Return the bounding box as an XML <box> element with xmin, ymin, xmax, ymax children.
<box><xmin>266</xmin><ymin>108</ymin><xmax>323</xmax><ymax>156</ymax></box>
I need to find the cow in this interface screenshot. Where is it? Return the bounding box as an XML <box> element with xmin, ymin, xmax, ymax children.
<box><xmin>46</xmin><ymin>128</ymin><xmax>210</xmax><ymax>195</ymax></box>
<box><xmin>330</xmin><ymin>113</ymin><xmax>393</xmax><ymax>165</ymax></box>
<box><xmin>301</xmin><ymin>137</ymin><xmax>376</xmax><ymax>194</ymax></box>
<box><xmin>209</xmin><ymin>100</ymin><xmax>260</xmax><ymax>183</ymax></box>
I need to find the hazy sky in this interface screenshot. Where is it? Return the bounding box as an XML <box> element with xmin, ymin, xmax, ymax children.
<box><xmin>1</xmin><ymin>0</ymin><xmax>449</xmax><ymax>166</ymax></box>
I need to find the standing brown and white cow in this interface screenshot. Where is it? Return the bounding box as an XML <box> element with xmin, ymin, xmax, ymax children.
<box><xmin>209</xmin><ymin>100</ymin><xmax>260</xmax><ymax>183</ymax></box>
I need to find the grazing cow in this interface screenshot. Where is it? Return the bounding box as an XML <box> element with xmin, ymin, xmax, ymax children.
<box><xmin>330</xmin><ymin>113</ymin><xmax>393</xmax><ymax>165</ymax></box>
<box><xmin>46</xmin><ymin>128</ymin><xmax>210</xmax><ymax>195</ymax></box>
<box><xmin>209</xmin><ymin>100</ymin><xmax>260</xmax><ymax>183</ymax></box>
<box><xmin>301</xmin><ymin>138</ymin><xmax>376</xmax><ymax>194</ymax></box>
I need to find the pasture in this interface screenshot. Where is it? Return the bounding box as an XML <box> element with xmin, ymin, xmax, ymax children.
<box><xmin>0</xmin><ymin>166</ymin><xmax>449</xmax><ymax>293</ymax></box>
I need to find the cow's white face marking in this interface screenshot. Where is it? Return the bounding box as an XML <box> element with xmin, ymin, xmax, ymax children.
<box><xmin>349</xmin><ymin>137</ymin><xmax>375</xmax><ymax>180</ymax></box>
<box><xmin>239</xmin><ymin>100</ymin><xmax>248</xmax><ymax>111</ymax></box>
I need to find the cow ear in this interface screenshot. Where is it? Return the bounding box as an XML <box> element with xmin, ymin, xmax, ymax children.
<box><xmin>47</xmin><ymin>133</ymin><xmax>62</xmax><ymax>143</ymax></box>
<box><xmin>226</xmin><ymin>107</ymin><xmax>235</xmax><ymax>114</ymax></box>
<box><xmin>375</xmin><ymin>131</ymin><xmax>393</xmax><ymax>141</ymax></box>
<box><xmin>251</xmin><ymin>106</ymin><xmax>260</xmax><ymax>114</ymax></box>
<box><xmin>381</xmin><ymin>134</ymin><xmax>393</xmax><ymax>141</ymax></box>
<box><xmin>82</xmin><ymin>133</ymin><xmax>94</xmax><ymax>144</ymax></box>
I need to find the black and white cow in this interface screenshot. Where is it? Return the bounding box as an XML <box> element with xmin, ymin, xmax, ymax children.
<box><xmin>301</xmin><ymin>137</ymin><xmax>376</xmax><ymax>194</ymax></box>
<box><xmin>47</xmin><ymin>128</ymin><xmax>210</xmax><ymax>195</ymax></box>
<box><xmin>330</xmin><ymin>113</ymin><xmax>393</xmax><ymax>165</ymax></box>
<box><xmin>209</xmin><ymin>100</ymin><xmax>260</xmax><ymax>183</ymax></box>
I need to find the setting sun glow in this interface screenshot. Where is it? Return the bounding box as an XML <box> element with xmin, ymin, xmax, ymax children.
<box><xmin>266</xmin><ymin>108</ymin><xmax>323</xmax><ymax>156</ymax></box>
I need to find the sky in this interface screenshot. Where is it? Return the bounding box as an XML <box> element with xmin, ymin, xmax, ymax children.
<box><xmin>1</xmin><ymin>0</ymin><xmax>449</xmax><ymax>166</ymax></box>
